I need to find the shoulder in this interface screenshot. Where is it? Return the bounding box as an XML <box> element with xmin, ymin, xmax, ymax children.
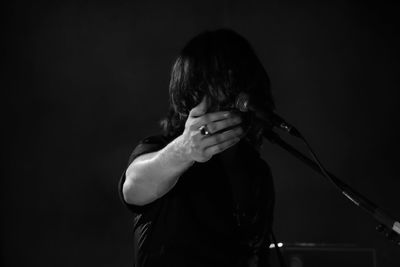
<box><xmin>140</xmin><ymin>135</ymin><xmax>169</xmax><ymax>145</ymax></box>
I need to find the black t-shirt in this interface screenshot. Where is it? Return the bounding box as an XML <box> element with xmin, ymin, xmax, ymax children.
<box><xmin>119</xmin><ymin>135</ymin><xmax>274</xmax><ymax>267</ymax></box>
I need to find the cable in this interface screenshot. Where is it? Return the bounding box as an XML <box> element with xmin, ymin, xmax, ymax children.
<box><xmin>297</xmin><ymin>132</ymin><xmax>346</xmax><ymax>194</ymax></box>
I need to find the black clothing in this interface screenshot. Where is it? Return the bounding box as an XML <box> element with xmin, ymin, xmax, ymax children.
<box><xmin>119</xmin><ymin>135</ymin><xmax>274</xmax><ymax>267</ymax></box>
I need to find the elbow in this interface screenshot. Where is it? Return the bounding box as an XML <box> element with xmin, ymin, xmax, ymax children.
<box><xmin>122</xmin><ymin>175</ymin><xmax>155</xmax><ymax>206</ymax></box>
<box><xmin>122</xmin><ymin>180</ymin><xmax>137</xmax><ymax>205</ymax></box>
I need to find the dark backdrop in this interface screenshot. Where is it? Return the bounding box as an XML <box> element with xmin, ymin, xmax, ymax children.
<box><xmin>3</xmin><ymin>0</ymin><xmax>400</xmax><ymax>266</ymax></box>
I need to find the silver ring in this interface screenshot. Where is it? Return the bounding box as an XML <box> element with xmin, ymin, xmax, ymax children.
<box><xmin>199</xmin><ymin>125</ymin><xmax>211</xmax><ymax>136</ymax></box>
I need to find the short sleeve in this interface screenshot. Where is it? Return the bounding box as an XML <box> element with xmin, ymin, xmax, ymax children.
<box><xmin>118</xmin><ymin>135</ymin><xmax>170</xmax><ymax>214</ymax></box>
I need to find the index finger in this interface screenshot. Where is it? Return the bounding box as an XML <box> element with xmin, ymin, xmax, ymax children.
<box><xmin>192</xmin><ymin>110</ymin><xmax>232</xmax><ymax>128</ymax></box>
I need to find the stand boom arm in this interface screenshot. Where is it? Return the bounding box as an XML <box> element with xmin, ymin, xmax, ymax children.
<box><xmin>264</xmin><ymin>131</ymin><xmax>400</xmax><ymax>240</ymax></box>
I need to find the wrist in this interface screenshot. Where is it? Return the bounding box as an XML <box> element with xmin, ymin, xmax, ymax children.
<box><xmin>168</xmin><ymin>134</ymin><xmax>195</xmax><ymax>167</ymax></box>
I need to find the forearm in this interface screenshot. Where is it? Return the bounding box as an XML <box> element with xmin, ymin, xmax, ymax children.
<box><xmin>123</xmin><ymin>135</ymin><xmax>194</xmax><ymax>206</ymax></box>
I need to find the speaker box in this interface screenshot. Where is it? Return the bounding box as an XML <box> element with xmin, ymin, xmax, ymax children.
<box><xmin>269</xmin><ymin>243</ymin><xmax>376</xmax><ymax>267</ymax></box>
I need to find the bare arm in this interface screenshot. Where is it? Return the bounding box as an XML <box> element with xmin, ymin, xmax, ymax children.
<box><xmin>122</xmin><ymin>96</ymin><xmax>244</xmax><ymax>206</ymax></box>
<box><xmin>122</xmin><ymin>135</ymin><xmax>194</xmax><ymax>206</ymax></box>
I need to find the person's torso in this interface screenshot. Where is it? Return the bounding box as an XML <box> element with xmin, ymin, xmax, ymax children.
<box><xmin>133</xmin><ymin>141</ymin><xmax>274</xmax><ymax>266</ymax></box>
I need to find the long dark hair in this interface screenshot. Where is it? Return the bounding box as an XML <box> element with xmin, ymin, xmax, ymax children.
<box><xmin>160</xmin><ymin>29</ymin><xmax>274</xmax><ymax>149</ymax></box>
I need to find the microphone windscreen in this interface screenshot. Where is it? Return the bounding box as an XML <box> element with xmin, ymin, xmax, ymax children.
<box><xmin>235</xmin><ymin>92</ymin><xmax>250</xmax><ymax>112</ymax></box>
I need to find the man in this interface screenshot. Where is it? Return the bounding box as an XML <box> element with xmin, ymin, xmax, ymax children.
<box><xmin>119</xmin><ymin>29</ymin><xmax>275</xmax><ymax>267</ymax></box>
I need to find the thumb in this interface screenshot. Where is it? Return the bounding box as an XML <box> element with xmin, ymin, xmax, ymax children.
<box><xmin>189</xmin><ymin>96</ymin><xmax>208</xmax><ymax>117</ymax></box>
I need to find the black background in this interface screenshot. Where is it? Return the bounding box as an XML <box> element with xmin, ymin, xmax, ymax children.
<box><xmin>2</xmin><ymin>0</ymin><xmax>400</xmax><ymax>266</ymax></box>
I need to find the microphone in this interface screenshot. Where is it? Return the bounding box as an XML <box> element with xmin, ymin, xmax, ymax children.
<box><xmin>235</xmin><ymin>92</ymin><xmax>301</xmax><ymax>137</ymax></box>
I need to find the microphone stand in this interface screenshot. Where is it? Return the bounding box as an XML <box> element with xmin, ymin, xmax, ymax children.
<box><xmin>263</xmin><ymin>130</ymin><xmax>400</xmax><ymax>245</ymax></box>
